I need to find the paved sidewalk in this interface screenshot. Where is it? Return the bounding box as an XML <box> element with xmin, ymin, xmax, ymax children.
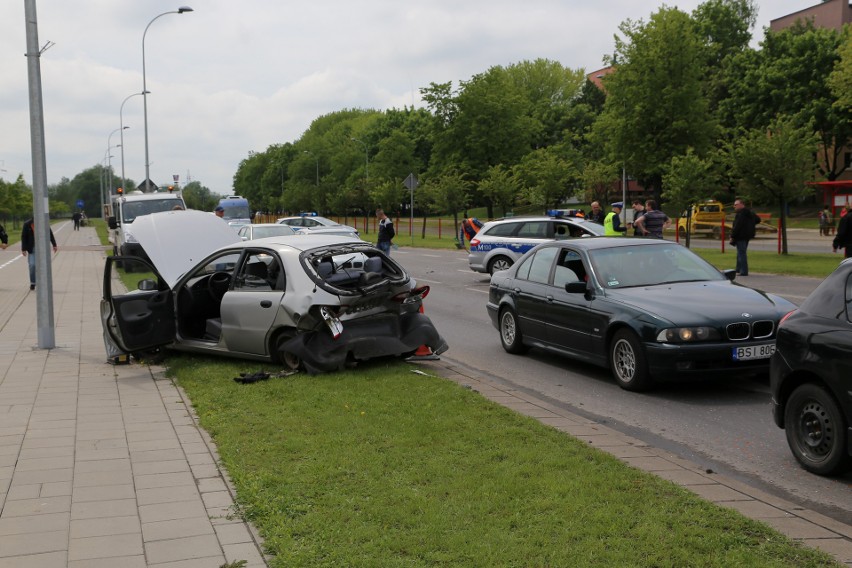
<box><xmin>416</xmin><ymin>359</ymin><xmax>852</xmax><ymax>565</ymax></box>
<box><xmin>0</xmin><ymin>223</ymin><xmax>267</xmax><ymax>567</ymax></box>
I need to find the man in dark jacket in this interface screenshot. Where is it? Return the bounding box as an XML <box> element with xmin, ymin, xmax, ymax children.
<box><xmin>833</xmin><ymin>211</ymin><xmax>852</xmax><ymax>258</ymax></box>
<box><xmin>21</xmin><ymin>217</ymin><xmax>57</xmax><ymax>290</ymax></box>
<box><xmin>0</xmin><ymin>223</ymin><xmax>8</xmax><ymax>250</ymax></box>
<box><xmin>729</xmin><ymin>198</ymin><xmax>757</xmax><ymax>276</ymax></box>
<box><xmin>375</xmin><ymin>208</ymin><xmax>395</xmax><ymax>255</ymax></box>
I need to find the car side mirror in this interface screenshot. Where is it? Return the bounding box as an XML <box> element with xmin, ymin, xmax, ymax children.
<box><xmin>722</xmin><ymin>269</ymin><xmax>736</xmax><ymax>281</ymax></box>
<box><xmin>564</xmin><ymin>281</ymin><xmax>587</xmax><ymax>294</ymax></box>
<box><xmin>138</xmin><ymin>278</ymin><xmax>157</xmax><ymax>291</ymax></box>
<box><xmin>108</xmin><ymin>216</ymin><xmax>118</xmax><ymax>229</ymax></box>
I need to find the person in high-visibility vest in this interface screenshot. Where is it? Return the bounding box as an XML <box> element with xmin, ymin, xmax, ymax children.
<box><xmin>604</xmin><ymin>202</ymin><xmax>626</xmax><ymax>236</ymax></box>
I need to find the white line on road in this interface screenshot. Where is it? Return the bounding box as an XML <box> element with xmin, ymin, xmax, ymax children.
<box><xmin>467</xmin><ymin>287</ymin><xmax>489</xmax><ymax>294</ymax></box>
<box><xmin>414</xmin><ymin>277</ymin><xmax>443</xmax><ymax>284</ymax></box>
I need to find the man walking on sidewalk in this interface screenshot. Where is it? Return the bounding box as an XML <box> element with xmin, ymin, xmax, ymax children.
<box><xmin>21</xmin><ymin>217</ymin><xmax>57</xmax><ymax>290</ymax></box>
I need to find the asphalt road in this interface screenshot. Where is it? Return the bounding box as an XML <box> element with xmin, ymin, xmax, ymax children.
<box><xmin>391</xmin><ymin>244</ymin><xmax>852</xmax><ymax>526</ymax></box>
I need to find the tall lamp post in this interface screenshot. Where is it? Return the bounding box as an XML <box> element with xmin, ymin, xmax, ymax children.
<box><xmin>101</xmin><ymin>148</ymin><xmax>115</xmax><ymax>220</ymax></box>
<box><xmin>107</xmin><ymin>127</ymin><xmax>127</xmax><ymax>198</ymax></box>
<box><xmin>120</xmin><ymin>91</ymin><xmax>147</xmax><ymax>191</ymax></box>
<box><xmin>303</xmin><ymin>150</ymin><xmax>319</xmax><ymax>186</ymax></box>
<box><xmin>142</xmin><ymin>6</ymin><xmax>193</xmax><ymax>192</ymax></box>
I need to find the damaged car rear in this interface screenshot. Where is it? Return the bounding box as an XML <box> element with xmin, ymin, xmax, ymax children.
<box><xmin>101</xmin><ymin>209</ymin><xmax>448</xmax><ymax>372</ymax></box>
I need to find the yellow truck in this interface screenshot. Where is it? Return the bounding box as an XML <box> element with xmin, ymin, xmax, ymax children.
<box><xmin>676</xmin><ymin>200</ymin><xmax>777</xmax><ymax>239</ymax></box>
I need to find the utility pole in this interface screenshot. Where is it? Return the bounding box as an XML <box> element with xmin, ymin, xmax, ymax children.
<box><xmin>24</xmin><ymin>0</ymin><xmax>56</xmax><ymax>348</ymax></box>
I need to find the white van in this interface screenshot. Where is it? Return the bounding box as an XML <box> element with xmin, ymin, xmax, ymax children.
<box><xmin>108</xmin><ymin>190</ymin><xmax>186</xmax><ymax>271</ymax></box>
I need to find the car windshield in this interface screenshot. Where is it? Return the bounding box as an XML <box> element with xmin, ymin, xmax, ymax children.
<box><xmin>253</xmin><ymin>226</ymin><xmax>296</xmax><ymax>238</ymax></box>
<box><xmin>222</xmin><ymin>206</ymin><xmax>251</xmax><ymax>219</ymax></box>
<box><xmin>121</xmin><ymin>199</ymin><xmax>182</xmax><ymax>223</ymax></box>
<box><xmin>589</xmin><ymin>243</ymin><xmax>723</xmax><ymax>288</ymax></box>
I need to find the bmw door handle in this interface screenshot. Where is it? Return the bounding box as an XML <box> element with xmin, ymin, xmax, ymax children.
<box><xmin>546</xmin><ymin>295</ymin><xmax>554</xmax><ymax>303</ymax></box>
<box><xmin>260</xmin><ymin>300</ymin><xmax>273</xmax><ymax>308</ymax></box>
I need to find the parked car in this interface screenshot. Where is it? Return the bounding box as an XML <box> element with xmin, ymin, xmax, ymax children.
<box><xmin>292</xmin><ymin>226</ymin><xmax>362</xmax><ymax>239</ymax></box>
<box><xmin>770</xmin><ymin>257</ymin><xmax>852</xmax><ymax>475</ymax></box>
<box><xmin>277</xmin><ymin>214</ymin><xmax>359</xmax><ymax>235</ymax></box>
<box><xmin>487</xmin><ymin>238</ymin><xmax>796</xmax><ymax>391</ymax></box>
<box><xmin>101</xmin><ymin>210</ymin><xmax>447</xmax><ymax>373</ymax></box>
<box><xmin>237</xmin><ymin>223</ymin><xmax>298</xmax><ymax>241</ymax></box>
<box><xmin>469</xmin><ymin>214</ymin><xmax>605</xmax><ymax>275</ymax></box>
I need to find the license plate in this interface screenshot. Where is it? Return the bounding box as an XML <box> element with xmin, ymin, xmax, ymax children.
<box><xmin>732</xmin><ymin>343</ymin><xmax>775</xmax><ymax>361</ymax></box>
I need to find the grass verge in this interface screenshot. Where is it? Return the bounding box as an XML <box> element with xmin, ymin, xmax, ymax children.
<box><xmin>168</xmin><ymin>355</ymin><xmax>838</xmax><ymax>567</ymax></box>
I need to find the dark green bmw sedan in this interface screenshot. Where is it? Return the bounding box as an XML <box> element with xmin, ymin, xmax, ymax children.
<box><xmin>486</xmin><ymin>238</ymin><xmax>796</xmax><ymax>392</ymax></box>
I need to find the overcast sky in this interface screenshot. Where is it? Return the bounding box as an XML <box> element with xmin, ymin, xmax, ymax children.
<box><xmin>1</xmin><ymin>0</ymin><xmax>808</xmax><ymax>196</ymax></box>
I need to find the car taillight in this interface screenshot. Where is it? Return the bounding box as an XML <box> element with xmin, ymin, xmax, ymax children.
<box><xmin>779</xmin><ymin>309</ymin><xmax>797</xmax><ymax>327</ymax></box>
<box><xmin>392</xmin><ymin>285</ymin><xmax>430</xmax><ymax>304</ymax></box>
<box><xmin>470</xmin><ymin>238</ymin><xmax>480</xmax><ymax>247</ymax></box>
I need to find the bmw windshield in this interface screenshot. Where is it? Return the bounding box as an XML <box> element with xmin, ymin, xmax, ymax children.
<box><xmin>589</xmin><ymin>243</ymin><xmax>724</xmax><ymax>288</ymax></box>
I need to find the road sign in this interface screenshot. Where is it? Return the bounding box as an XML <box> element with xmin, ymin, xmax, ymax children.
<box><xmin>404</xmin><ymin>173</ymin><xmax>418</xmax><ymax>191</ymax></box>
<box><xmin>76</xmin><ymin>200</ymin><xmax>84</xmax><ymax>209</ymax></box>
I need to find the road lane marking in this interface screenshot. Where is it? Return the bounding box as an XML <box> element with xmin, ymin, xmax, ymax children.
<box><xmin>414</xmin><ymin>277</ymin><xmax>443</xmax><ymax>284</ymax></box>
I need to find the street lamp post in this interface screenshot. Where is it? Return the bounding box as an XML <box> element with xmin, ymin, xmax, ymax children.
<box><xmin>142</xmin><ymin>6</ymin><xmax>193</xmax><ymax>192</ymax></box>
<box><xmin>303</xmin><ymin>150</ymin><xmax>319</xmax><ymax>186</ymax></box>
<box><xmin>101</xmin><ymin>148</ymin><xmax>114</xmax><ymax>220</ymax></box>
<box><xmin>107</xmin><ymin>127</ymin><xmax>127</xmax><ymax>197</ymax></box>
<box><xmin>120</xmin><ymin>91</ymin><xmax>147</xmax><ymax>192</ymax></box>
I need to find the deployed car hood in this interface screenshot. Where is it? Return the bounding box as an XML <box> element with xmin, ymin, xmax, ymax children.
<box><xmin>606</xmin><ymin>280</ymin><xmax>794</xmax><ymax>325</ymax></box>
<box><xmin>130</xmin><ymin>209</ymin><xmax>241</xmax><ymax>287</ymax></box>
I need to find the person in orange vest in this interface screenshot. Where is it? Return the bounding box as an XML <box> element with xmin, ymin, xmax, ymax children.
<box><xmin>459</xmin><ymin>216</ymin><xmax>483</xmax><ymax>249</ymax></box>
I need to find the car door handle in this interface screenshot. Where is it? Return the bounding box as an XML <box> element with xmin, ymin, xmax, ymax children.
<box><xmin>260</xmin><ymin>300</ymin><xmax>272</xmax><ymax>308</ymax></box>
<box><xmin>546</xmin><ymin>295</ymin><xmax>554</xmax><ymax>303</ymax></box>
<box><xmin>512</xmin><ymin>287</ymin><xmax>521</xmax><ymax>296</ymax></box>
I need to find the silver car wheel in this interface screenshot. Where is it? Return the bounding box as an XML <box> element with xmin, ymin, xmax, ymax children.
<box><xmin>612</xmin><ymin>338</ymin><xmax>636</xmax><ymax>381</ymax></box>
<box><xmin>501</xmin><ymin>312</ymin><xmax>516</xmax><ymax>346</ymax></box>
<box><xmin>489</xmin><ymin>256</ymin><xmax>512</xmax><ymax>275</ymax></box>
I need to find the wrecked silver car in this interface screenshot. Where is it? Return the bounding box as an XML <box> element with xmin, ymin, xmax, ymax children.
<box><xmin>101</xmin><ymin>210</ymin><xmax>448</xmax><ymax>372</ymax></box>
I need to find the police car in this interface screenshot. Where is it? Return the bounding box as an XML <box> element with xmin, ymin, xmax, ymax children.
<box><xmin>468</xmin><ymin>212</ymin><xmax>605</xmax><ymax>275</ymax></box>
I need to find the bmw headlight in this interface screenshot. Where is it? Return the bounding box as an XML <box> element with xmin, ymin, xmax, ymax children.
<box><xmin>656</xmin><ymin>327</ymin><xmax>719</xmax><ymax>343</ymax></box>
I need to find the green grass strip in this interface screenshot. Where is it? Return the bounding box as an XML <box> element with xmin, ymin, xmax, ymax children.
<box><xmin>168</xmin><ymin>356</ymin><xmax>839</xmax><ymax>567</ymax></box>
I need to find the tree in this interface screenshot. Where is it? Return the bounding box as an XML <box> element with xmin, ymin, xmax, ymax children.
<box><xmin>514</xmin><ymin>146</ymin><xmax>581</xmax><ymax>211</ymax></box>
<box><xmin>477</xmin><ymin>166</ymin><xmax>520</xmax><ymax>218</ymax></box>
<box><xmin>828</xmin><ymin>26</ymin><xmax>852</xmax><ymax>112</ymax></box>
<box><xmin>721</xmin><ymin>22</ymin><xmax>852</xmax><ymax>180</ymax></box>
<box><xmin>725</xmin><ymin>116</ymin><xmax>818</xmax><ymax>253</ymax></box>
<box><xmin>181</xmin><ymin>181</ymin><xmax>217</xmax><ymax>212</ymax></box>
<box><xmin>662</xmin><ymin>148</ymin><xmax>720</xmax><ymax>247</ymax></box>
<box><xmin>420</xmin><ymin>171</ymin><xmax>471</xmax><ymax>241</ymax></box>
<box><xmin>595</xmin><ymin>7</ymin><xmax>716</xmax><ymax>203</ymax></box>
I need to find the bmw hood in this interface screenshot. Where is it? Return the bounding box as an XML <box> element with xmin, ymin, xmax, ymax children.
<box><xmin>130</xmin><ymin>209</ymin><xmax>241</xmax><ymax>287</ymax></box>
<box><xmin>607</xmin><ymin>280</ymin><xmax>796</xmax><ymax>325</ymax></box>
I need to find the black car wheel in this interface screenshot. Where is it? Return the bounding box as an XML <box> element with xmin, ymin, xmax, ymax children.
<box><xmin>609</xmin><ymin>329</ymin><xmax>651</xmax><ymax>391</ymax></box>
<box><xmin>489</xmin><ymin>256</ymin><xmax>513</xmax><ymax>275</ymax></box>
<box><xmin>784</xmin><ymin>383</ymin><xmax>850</xmax><ymax>476</ymax></box>
<box><xmin>499</xmin><ymin>307</ymin><xmax>527</xmax><ymax>354</ymax></box>
<box><xmin>273</xmin><ymin>328</ymin><xmax>301</xmax><ymax>370</ymax></box>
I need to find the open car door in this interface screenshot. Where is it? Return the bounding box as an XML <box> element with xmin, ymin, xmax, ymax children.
<box><xmin>101</xmin><ymin>256</ymin><xmax>175</xmax><ymax>354</ymax></box>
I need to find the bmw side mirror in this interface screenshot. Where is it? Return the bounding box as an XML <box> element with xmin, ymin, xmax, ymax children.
<box><xmin>722</xmin><ymin>269</ymin><xmax>736</xmax><ymax>281</ymax></box>
<box><xmin>564</xmin><ymin>281</ymin><xmax>587</xmax><ymax>294</ymax></box>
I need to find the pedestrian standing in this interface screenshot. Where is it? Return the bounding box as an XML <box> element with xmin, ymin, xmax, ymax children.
<box><xmin>0</xmin><ymin>223</ymin><xmax>8</xmax><ymax>250</ymax></box>
<box><xmin>634</xmin><ymin>200</ymin><xmax>671</xmax><ymax>239</ymax></box>
<box><xmin>730</xmin><ymin>198</ymin><xmax>758</xmax><ymax>276</ymax></box>
<box><xmin>587</xmin><ymin>201</ymin><xmax>605</xmax><ymax>224</ymax></box>
<box><xmin>72</xmin><ymin>210</ymin><xmax>82</xmax><ymax>231</ymax></box>
<box><xmin>21</xmin><ymin>217</ymin><xmax>58</xmax><ymax>290</ymax></box>
<box><xmin>604</xmin><ymin>202</ymin><xmax>626</xmax><ymax>236</ymax></box>
<box><xmin>376</xmin><ymin>208</ymin><xmax>395</xmax><ymax>255</ymax></box>
<box><xmin>818</xmin><ymin>208</ymin><xmax>828</xmax><ymax>236</ymax></box>
<box><xmin>833</xmin><ymin>210</ymin><xmax>852</xmax><ymax>258</ymax></box>
<box><xmin>628</xmin><ymin>200</ymin><xmax>646</xmax><ymax>236</ymax></box>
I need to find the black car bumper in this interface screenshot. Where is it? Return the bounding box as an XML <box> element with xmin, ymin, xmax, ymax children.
<box><xmin>645</xmin><ymin>341</ymin><xmax>773</xmax><ymax>380</ymax></box>
<box><xmin>281</xmin><ymin>311</ymin><xmax>448</xmax><ymax>373</ymax></box>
